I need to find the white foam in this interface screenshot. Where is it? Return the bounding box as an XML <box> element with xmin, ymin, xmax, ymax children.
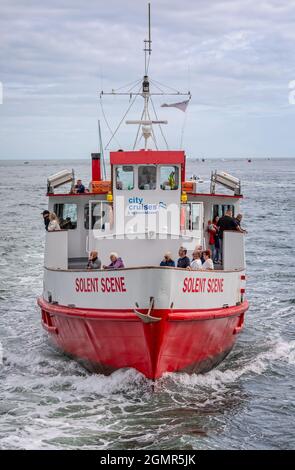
<box><xmin>163</xmin><ymin>338</ymin><xmax>295</xmax><ymax>389</ymax></box>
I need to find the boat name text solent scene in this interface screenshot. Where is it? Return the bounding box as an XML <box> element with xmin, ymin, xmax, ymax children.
<box><xmin>75</xmin><ymin>276</ymin><xmax>224</xmax><ymax>293</ymax></box>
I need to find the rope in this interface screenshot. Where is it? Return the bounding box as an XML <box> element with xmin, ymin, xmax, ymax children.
<box><xmin>147</xmin><ymin>102</ymin><xmax>158</xmax><ymax>150</ymax></box>
<box><xmin>99</xmin><ymin>97</ymin><xmax>121</xmax><ymax>148</ymax></box>
<box><xmin>150</xmin><ymin>78</ymin><xmax>181</xmax><ymax>94</ymax></box>
<box><xmin>150</xmin><ymin>96</ymin><xmax>169</xmax><ymax>150</ymax></box>
<box><xmin>149</xmin><ymin>79</ymin><xmax>165</xmax><ymax>93</ymax></box>
<box><xmin>180</xmin><ymin>107</ymin><xmax>188</xmax><ymax>150</ymax></box>
<box><xmin>112</xmin><ymin>78</ymin><xmax>142</xmax><ymax>93</ymax></box>
<box><xmin>104</xmin><ymin>85</ymin><xmax>142</xmax><ymax>150</ymax></box>
<box><xmin>133</xmin><ymin>107</ymin><xmax>145</xmax><ymax>150</ymax></box>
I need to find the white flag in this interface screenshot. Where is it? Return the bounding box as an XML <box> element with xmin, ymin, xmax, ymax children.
<box><xmin>161</xmin><ymin>99</ymin><xmax>190</xmax><ymax>112</ymax></box>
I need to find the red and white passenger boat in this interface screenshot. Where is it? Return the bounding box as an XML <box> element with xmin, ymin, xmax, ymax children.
<box><xmin>37</xmin><ymin>6</ymin><xmax>249</xmax><ymax>380</ymax></box>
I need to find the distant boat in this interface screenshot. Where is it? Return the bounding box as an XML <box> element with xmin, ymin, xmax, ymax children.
<box><xmin>190</xmin><ymin>174</ymin><xmax>204</xmax><ymax>183</ymax></box>
<box><xmin>24</xmin><ymin>161</ymin><xmax>29</xmax><ymax>164</ymax></box>
<box><xmin>247</xmin><ymin>159</ymin><xmax>252</xmax><ymax>163</ymax></box>
<box><xmin>201</xmin><ymin>158</ymin><xmax>205</xmax><ymax>162</ymax></box>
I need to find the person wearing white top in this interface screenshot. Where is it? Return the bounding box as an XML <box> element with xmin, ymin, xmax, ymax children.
<box><xmin>190</xmin><ymin>251</ymin><xmax>203</xmax><ymax>271</ymax></box>
<box><xmin>47</xmin><ymin>212</ymin><xmax>61</xmax><ymax>231</ymax></box>
<box><xmin>201</xmin><ymin>250</ymin><xmax>214</xmax><ymax>270</ymax></box>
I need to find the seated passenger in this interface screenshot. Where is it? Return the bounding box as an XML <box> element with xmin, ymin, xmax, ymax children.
<box><xmin>190</xmin><ymin>251</ymin><xmax>202</xmax><ymax>270</ymax></box>
<box><xmin>201</xmin><ymin>250</ymin><xmax>214</xmax><ymax>270</ymax></box>
<box><xmin>160</xmin><ymin>252</ymin><xmax>175</xmax><ymax>267</ymax></box>
<box><xmin>74</xmin><ymin>179</ymin><xmax>85</xmax><ymax>194</ymax></box>
<box><xmin>47</xmin><ymin>212</ymin><xmax>61</xmax><ymax>231</ymax></box>
<box><xmin>103</xmin><ymin>252</ymin><xmax>125</xmax><ymax>270</ymax></box>
<box><xmin>195</xmin><ymin>245</ymin><xmax>205</xmax><ymax>263</ymax></box>
<box><xmin>87</xmin><ymin>251</ymin><xmax>101</xmax><ymax>269</ymax></box>
<box><xmin>177</xmin><ymin>246</ymin><xmax>190</xmax><ymax>269</ymax></box>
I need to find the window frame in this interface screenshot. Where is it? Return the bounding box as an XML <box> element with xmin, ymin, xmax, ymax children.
<box><xmin>212</xmin><ymin>204</ymin><xmax>235</xmax><ymax>220</ymax></box>
<box><xmin>53</xmin><ymin>203</ymin><xmax>78</xmax><ymax>230</ymax></box>
<box><xmin>137</xmin><ymin>165</ymin><xmax>157</xmax><ymax>190</ymax></box>
<box><xmin>159</xmin><ymin>165</ymin><xmax>179</xmax><ymax>190</ymax></box>
<box><xmin>115</xmin><ymin>165</ymin><xmax>134</xmax><ymax>191</ymax></box>
<box><xmin>84</xmin><ymin>201</ymin><xmax>114</xmax><ymax>231</ymax></box>
<box><xmin>180</xmin><ymin>202</ymin><xmax>203</xmax><ymax>233</ymax></box>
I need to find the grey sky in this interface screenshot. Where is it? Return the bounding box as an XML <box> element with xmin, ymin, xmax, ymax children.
<box><xmin>0</xmin><ymin>0</ymin><xmax>295</xmax><ymax>159</ymax></box>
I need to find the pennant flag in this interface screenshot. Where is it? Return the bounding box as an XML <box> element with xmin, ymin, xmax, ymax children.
<box><xmin>161</xmin><ymin>99</ymin><xmax>190</xmax><ymax>112</ymax></box>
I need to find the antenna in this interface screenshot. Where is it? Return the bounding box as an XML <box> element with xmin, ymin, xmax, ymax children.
<box><xmin>99</xmin><ymin>3</ymin><xmax>191</xmax><ymax>150</ymax></box>
<box><xmin>144</xmin><ymin>3</ymin><xmax>152</xmax><ymax>74</ymax></box>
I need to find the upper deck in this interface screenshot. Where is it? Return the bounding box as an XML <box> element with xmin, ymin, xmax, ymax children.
<box><xmin>44</xmin><ymin>150</ymin><xmax>245</xmax><ymax>272</ymax></box>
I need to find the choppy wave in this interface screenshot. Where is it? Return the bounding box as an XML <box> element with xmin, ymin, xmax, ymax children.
<box><xmin>0</xmin><ymin>158</ymin><xmax>295</xmax><ymax>450</ymax></box>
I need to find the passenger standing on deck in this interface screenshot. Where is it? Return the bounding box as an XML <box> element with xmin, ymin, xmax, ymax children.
<box><xmin>177</xmin><ymin>247</ymin><xmax>190</xmax><ymax>269</ymax></box>
<box><xmin>42</xmin><ymin>210</ymin><xmax>50</xmax><ymax>231</ymax></box>
<box><xmin>103</xmin><ymin>252</ymin><xmax>125</xmax><ymax>269</ymax></box>
<box><xmin>217</xmin><ymin>209</ymin><xmax>241</xmax><ymax>259</ymax></box>
<box><xmin>190</xmin><ymin>251</ymin><xmax>203</xmax><ymax>271</ymax></box>
<box><xmin>47</xmin><ymin>212</ymin><xmax>61</xmax><ymax>231</ymax></box>
<box><xmin>201</xmin><ymin>250</ymin><xmax>214</xmax><ymax>270</ymax></box>
<box><xmin>207</xmin><ymin>220</ymin><xmax>217</xmax><ymax>258</ymax></box>
<box><xmin>160</xmin><ymin>252</ymin><xmax>175</xmax><ymax>267</ymax></box>
<box><xmin>87</xmin><ymin>251</ymin><xmax>102</xmax><ymax>269</ymax></box>
<box><xmin>212</xmin><ymin>215</ymin><xmax>221</xmax><ymax>263</ymax></box>
<box><xmin>234</xmin><ymin>213</ymin><xmax>248</xmax><ymax>233</ymax></box>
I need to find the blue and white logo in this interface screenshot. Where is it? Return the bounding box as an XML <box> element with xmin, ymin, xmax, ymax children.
<box><xmin>128</xmin><ymin>197</ymin><xmax>167</xmax><ymax>214</ymax></box>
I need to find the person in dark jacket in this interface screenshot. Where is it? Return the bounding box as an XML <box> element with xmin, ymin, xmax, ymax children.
<box><xmin>42</xmin><ymin>210</ymin><xmax>50</xmax><ymax>230</ymax></box>
<box><xmin>216</xmin><ymin>209</ymin><xmax>238</xmax><ymax>239</ymax></box>
<box><xmin>74</xmin><ymin>179</ymin><xmax>85</xmax><ymax>193</ymax></box>
<box><xmin>160</xmin><ymin>252</ymin><xmax>175</xmax><ymax>267</ymax></box>
<box><xmin>177</xmin><ymin>246</ymin><xmax>190</xmax><ymax>269</ymax></box>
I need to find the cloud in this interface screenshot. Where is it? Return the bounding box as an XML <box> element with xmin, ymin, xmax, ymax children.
<box><xmin>0</xmin><ymin>0</ymin><xmax>295</xmax><ymax>158</ymax></box>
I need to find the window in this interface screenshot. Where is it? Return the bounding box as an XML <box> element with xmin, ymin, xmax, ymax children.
<box><xmin>181</xmin><ymin>203</ymin><xmax>202</xmax><ymax>231</ymax></box>
<box><xmin>213</xmin><ymin>204</ymin><xmax>235</xmax><ymax>220</ymax></box>
<box><xmin>138</xmin><ymin>165</ymin><xmax>157</xmax><ymax>190</ymax></box>
<box><xmin>160</xmin><ymin>166</ymin><xmax>179</xmax><ymax>190</ymax></box>
<box><xmin>116</xmin><ymin>166</ymin><xmax>134</xmax><ymax>190</ymax></box>
<box><xmin>84</xmin><ymin>202</ymin><xmax>113</xmax><ymax>230</ymax></box>
<box><xmin>53</xmin><ymin>203</ymin><xmax>77</xmax><ymax>229</ymax></box>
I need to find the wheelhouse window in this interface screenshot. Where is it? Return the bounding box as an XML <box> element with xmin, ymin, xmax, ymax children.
<box><xmin>116</xmin><ymin>166</ymin><xmax>134</xmax><ymax>190</ymax></box>
<box><xmin>212</xmin><ymin>204</ymin><xmax>235</xmax><ymax>220</ymax></box>
<box><xmin>160</xmin><ymin>166</ymin><xmax>179</xmax><ymax>190</ymax></box>
<box><xmin>138</xmin><ymin>165</ymin><xmax>157</xmax><ymax>190</ymax></box>
<box><xmin>84</xmin><ymin>202</ymin><xmax>113</xmax><ymax>230</ymax></box>
<box><xmin>53</xmin><ymin>203</ymin><xmax>77</xmax><ymax>229</ymax></box>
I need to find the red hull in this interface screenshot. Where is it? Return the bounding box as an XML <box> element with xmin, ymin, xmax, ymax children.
<box><xmin>37</xmin><ymin>297</ymin><xmax>249</xmax><ymax>379</ymax></box>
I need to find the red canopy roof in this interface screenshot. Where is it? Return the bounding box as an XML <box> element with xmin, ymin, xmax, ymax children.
<box><xmin>110</xmin><ymin>150</ymin><xmax>185</xmax><ymax>165</ymax></box>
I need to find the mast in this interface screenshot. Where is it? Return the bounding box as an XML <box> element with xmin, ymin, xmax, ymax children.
<box><xmin>100</xmin><ymin>3</ymin><xmax>191</xmax><ymax>150</ymax></box>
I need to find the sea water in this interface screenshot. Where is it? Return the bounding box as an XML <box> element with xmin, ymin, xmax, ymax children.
<box><xmin>0</xmin><ymin>158</ymin><xmax>294</xmax><ymax>450</ymax></box>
